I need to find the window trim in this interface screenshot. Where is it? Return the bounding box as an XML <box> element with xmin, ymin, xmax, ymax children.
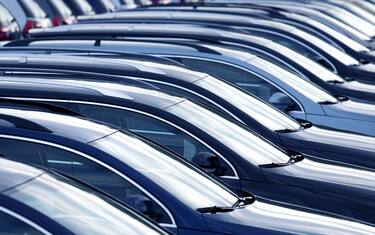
<box><xmin>0</xmin><ymin>134</ymin><xmax>177</xmax><ymax>228</ymax></box>
<box><xmin>0</xmin><ymin>206</ymin><xmax>51</xmax><ymax>235</ymax></box>
<box><xmin>0</xmin><ymin>97</ymin><xmax>239</xmax><ymax>180</ymax></box>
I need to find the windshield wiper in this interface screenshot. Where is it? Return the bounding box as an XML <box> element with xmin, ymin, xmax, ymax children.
<box><xmin>327</xmin><ymin>80</ymin><xmax>345</xmax><ymax>84</ymax></box>
<box><xmin>197</xmin><ymin>206</ymin><xmax>234</xmax><ymax>214</ymax></box>
<box><xmin>275</xmin><ymin>128</ymin><xmax>299</xmax><ymax>133</ymax></box>
<box><xmin>260</xmin><ymin>153</ymin><xmax>304</xmax><ymax>169</ymax></box>
<box><xmin>197</xmin><ymin>196</ymin><xmax>255</xmax><ymax>214</ymax></box>
<box><xmin>318</xmin><ymin>100</ymin><xmax>338</xmax><ymax>105</ymax></box>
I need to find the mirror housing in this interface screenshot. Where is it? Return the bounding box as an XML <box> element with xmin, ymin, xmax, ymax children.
<box><xmin>192</xmin><ymin>152</ymin><xmax>226</xmax><ymax>177</ymax></box>
<box><xmin>269</xmin><ymin>92</ymin><xmax>295</xmax><ymax>112</ymax></box>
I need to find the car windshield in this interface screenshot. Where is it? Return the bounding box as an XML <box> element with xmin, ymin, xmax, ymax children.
<box><xmin>249</xmin><ymin>57</ymin><xmax>339</xmax><ymax>103</ymax></box>
<box><xmin>249</xmin><ymin>18</ymin><xmax>359</xmax><ymax>65</ymax></box>
<box><xmin>91</xmin><ymin>131</ymin><xmax>239</xmax><ymax>209</ymax></box>
<box><xmin>280</xmin><ymin>5</ymin><xmax>371</xmax><ymax>41</ymax></box>
<box><xmin>229</xmin><ymin>31</ymin><xmax>347</xmax><ymax>83</ymax></box>
<box><xmin>165</xmin><ymin>100</ymin><xmax>292</xmax><ymax>165</ymax></box>
<box><xmin>115</xmin><ymin>59</ymin><xmax>301</xmax><ymax>132</ymax></box>
<box><xmin>75</xmin><ymin>0</ymin><xmax>94</xmax><ymax>15</ymax></box>
<box><xmin>312</xmin><ymin>3</ymin><xmax>375</xmax><ymax>37</ymax></box>
<box><xmin>283</xmin><ymin>12</ymin><xmax>369</xmax><ymax>53</ymax></box>
<box><xmin>196</xmin><ymin>75</ymin><xmax>301</xmax><ymax>131</ymax></box>
<box><xmin>4</xmin><ymin>172</ymin><xmax>167</xmax><ymax>235</ymax></box>
<box><xmin>52</xmin><ymin>0</ymin><xmax>73</xmax><ymax>17</ymax></box>
<box><xmin>20</xmin><ymin>0</ymin><xmax>47</xmax><ymax>19</ymax></box>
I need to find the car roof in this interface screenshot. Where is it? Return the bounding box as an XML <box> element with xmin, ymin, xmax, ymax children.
<box><xmin>0</xmin><ymin>158</ymin><xmax>44</xmax><ymax>192</ymax></box>
<box><xmin>0</xmin><ymin>78</ymin><xmax>186</xmax><ymax>109</ymax></box>
<box><xmin>0</xmin><ymin>106</ymin><xmax>119</xmax><ymax>143</ymax></box>
<box><xmin>3</xmin><ymin>38</ymin><xmax>258</xmax><ymax>61</ymax></box>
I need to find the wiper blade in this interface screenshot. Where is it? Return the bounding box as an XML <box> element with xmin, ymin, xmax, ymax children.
<box><xmin>275</xmin><ymin>128</ymin><xmax>299</xmax><ymax>133</ymax></box>
<box><xmin>197</xmin><ymin>206</ymin><xmax>234</xmax><ymax>214</ymax></box>
<box><xmin>327</xmin><ymin>80</ymin><xmax>345</xmax><ymax>84</ymax></box>
<box><xmin>260</xmin><ymin>153</ymin><xmax>304</xmax><ymax>169</ymax></box>
<box><xmin>318</xmin><ymin>100</ymin><xmax>338</xmax><ymax>105</ymax></box>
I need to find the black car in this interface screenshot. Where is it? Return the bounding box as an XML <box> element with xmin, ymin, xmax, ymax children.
<box><xmin>87</xmin><ymin>0</ymin><xmax>117</xmax><ymax>13</ymax></box>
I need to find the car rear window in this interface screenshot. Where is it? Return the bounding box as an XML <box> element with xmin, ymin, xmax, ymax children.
<box><xmin>19</xmin><ymin>0</ymin><xmax>47</xmax><ymax>19</ymax></box>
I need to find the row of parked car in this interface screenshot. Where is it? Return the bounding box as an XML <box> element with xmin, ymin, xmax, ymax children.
<box><xmin>1</xmin><ymin>0</ymin><xmax>375</xmax><ymax>234</ymax></box>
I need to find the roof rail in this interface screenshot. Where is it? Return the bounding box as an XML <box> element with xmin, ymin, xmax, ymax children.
<box><xmin>3</xmin><ymin>38</ymin><xmax>222</xmax><ymax>55</ymax></box>
<box><xmin>0</xmin><ymin>98</ymin><xmax>83</xmax><ymax>117</ymax></box>
<box><xmin>0</xmin><ymin>67</ymin><xmax>159</xmax><ymax>90</ymax></box>
<box><xmin>0</xmin><ymin>113</ymin><xmax>51</xmax><ymax>133</ymax></box>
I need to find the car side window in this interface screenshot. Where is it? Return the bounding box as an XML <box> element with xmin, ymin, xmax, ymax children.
<box><xmin>0</xmin><ymin>138</ymin><xmax>171</xmax><ymax>224</ymax></box>
<box><xmin>0</xmin><ymin>210</ymin><xmax>44</xmax><ymax>235</ymax></box>
<box><xmin>175</xmin><ymin>58</ymin><xmax>301</xmax><ymax>112</ymax></box>
<box><xmin>72</xmin><ymin>103</ymin><xmax>235</xmax><ymax>177</ymax></box>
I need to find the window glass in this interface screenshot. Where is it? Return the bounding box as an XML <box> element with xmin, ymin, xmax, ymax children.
<box><xmin>177</xmin><ymin>57</ymin><xmax>302</xmax><ymax>113</ymax></box>
<box><xmin>91</xmin><ymin>131</ymin><xmax>239</xmax><ymax>210</ymax></box>
<box><xmin>165</xmin><ymin>100</ymin><xmax>292</xmax><ymax>166</ymax></box>
<box><xmin>284</xmin><ymin>12</ymin><xmax>369</xmax><ymax>53</ymax></box>
<box><xmin>5</xmin><ymin>173</ymin><xmax>168</xmax><ymax>235</ymax></box>
<box><xmin>229</xmin><ymin>31</ymin><xmax>346</xmax><ymax>83</ymax></box>
<box><xmin>0</xmin><ymin>210</ymin><xmax>43</xmax><ymax>235</ymax></box>
<box><xmin>20</xmin><ymin>0</ymin><xmax>47</xmax><ymax>19</ymax></box>
<box><xmin>248</xmin><ymin>30</ymin><xmax>335</xmax><ymax>71</ymax></box>
<box><xmin>0</xmin><ymin>138</ymin><xmax>171</xmax><ymax>224</ymax></box>
<box><xmin>50</xmin><ymin>0</ymin><xmax>72</xmax><ymax>17</ymax></box>
<box><xmin>74</xmin><ymin>103</ymin><xmax>235</xmax><ymax>176</ymax></box>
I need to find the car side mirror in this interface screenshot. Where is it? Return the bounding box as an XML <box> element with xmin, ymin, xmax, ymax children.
<box><xmin>269</xmin><ymin>92</ymin><xmax>296</xmax><ymax>112</ymax></box>
<box><xmin>192</xmin><ymin>152</ymin><xmax>226</xmax><ymax>177</ymax></box>
<box><xmin>125</xmin><ymin>195</ymin><xmax>163</xmax><ymax>222</ymax></box>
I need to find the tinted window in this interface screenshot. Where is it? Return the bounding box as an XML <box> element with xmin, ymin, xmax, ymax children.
<box><xmin>74</xmin><ymin>103</ymin><xmax>235</xmax><ymax>176</ymax></box>
<box><xmin>0</xmin><ymin>210</ymin><xmax>43</xmax><ymax>235</ymax></box>
<box><xmin>0</xmin><ymin>138</ymin><xmax>171</xmax><ymax>224</ymax></box>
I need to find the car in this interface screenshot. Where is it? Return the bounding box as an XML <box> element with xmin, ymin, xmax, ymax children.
<box><xmin>77</xmin><ymin>10</ymin><xmax>375</xmax><ymax>83</ymax></box>
<box><xmin>0</xmin><ymin>157</ymin><xmax>170</xmax><ymax>235</ymax></box>
<box><xmin>3</xmin><ymin>105</ymin><xmax>374</xmax><ymax>234</ymax></box>
<box><xmin>63</xmin><ymin>0</ymin><xmax>96</xmax><ymax>16</ymax></box>
<box><xmin>1</xmin><ymin>75</ymin><xmax>375</xmax><ymax>223</ymax></box>
<box><xmin>27</xmin><ymin>24</ymin><xmax>375</xmax><ymax>136</ymax></box>
<box><xmin>34</xmin><ymin>0</ymin><xmax>77</xmax><ymax>26</ymax></box>
<box><xmin>3</xmin><ymin>50</ymin><xmax>375</xmax><ymax>165</ymax></box>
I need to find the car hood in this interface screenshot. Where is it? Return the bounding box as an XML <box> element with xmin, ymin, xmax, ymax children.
<box><xmin>339</xmin><ymin>80</ymin><xmax>375</xmax><ymax>94</ymax></box>
<box><xmin>280</xmin><ymin>126</ymin><xmax>375</xmax><ymax>168</ymax></box>
<box><xmin>321</xmin><ymin>100</ymin><xmax>375</xmax><ymax>122</ymax></box>
<box><xmin>261</xmin><ymin>158</ymin><xmax>375</xmax><ymax>201</ymax></box>
<box><xmin>203</xmin><ymin>200</ymin><xmax>375</xmax><ymax>235</ymax></box>
<box><xmin>352</xmin><ymin>63</ymin><xmax>375</xmax><ymax>74</ymax></box>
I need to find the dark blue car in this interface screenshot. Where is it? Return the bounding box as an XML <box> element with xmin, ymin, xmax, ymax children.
<box><xmin>3</xmin><ymin>106</ymin><xmax>375</xmax><ymax>234</ymax></box>
<box><xmin>76</xmin><ymin>9</ymin><xmax>375</xmax><ymax>85</ymax></box>
<box><xmin>0</xmin><ymin>157</ymin><xmax>169</xmax><ymax>235</ymax></box>
<box><xmin>1</xmin><ymin>53</ymin><xmax>375</xmax><ymax>171</ymax></box>
<box><xmin>1</xmin><ymin>77</ymin><xmax>375</xmax><ymax>224</ymax></box>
